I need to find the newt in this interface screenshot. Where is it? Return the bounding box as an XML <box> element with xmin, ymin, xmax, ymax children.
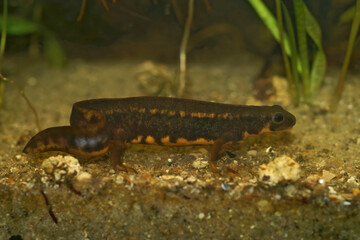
<box><xmin>23</xmin><ymin>96</ymin><xmax>296</xmax><ymax>171</ymax></box>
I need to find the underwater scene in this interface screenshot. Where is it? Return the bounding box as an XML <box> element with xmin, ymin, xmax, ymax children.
<box><xmin>0</xmin><ymin>0</ymin><xmax>360</xmax><ymax>239</ymax></box>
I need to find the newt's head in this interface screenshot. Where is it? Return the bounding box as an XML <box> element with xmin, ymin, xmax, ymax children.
<box><xmin>242</xmin><ymin>105</ymin><xmax>296</xmax><ymax>138</ymax></box>
<box><xmin>267</xmin><ymin>105</ymin><xmax>296</xmax><ymax>131</ymax></box>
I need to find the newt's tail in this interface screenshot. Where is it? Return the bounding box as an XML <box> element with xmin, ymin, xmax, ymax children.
<box><xmin>23</xmin><ymin>126</ymin><xmax>110</xmax><ymax>157</ymax></box>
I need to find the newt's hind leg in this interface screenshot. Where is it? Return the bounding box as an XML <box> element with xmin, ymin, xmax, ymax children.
<box><xmin>110</xmin><ymin>128</ymin><xmax>137</xmax><ymax>173</ymax></box>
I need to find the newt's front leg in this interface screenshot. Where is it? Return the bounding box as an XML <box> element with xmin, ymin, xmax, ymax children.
<box><xmin>209</xmin><ymin>132</ymin><xmax>237</xmax><ymax>172</ymax></box>
<box><xmin>109</xmin><ymin>127</ymin><xmax>137</xmax><ymax>173</ymax></box>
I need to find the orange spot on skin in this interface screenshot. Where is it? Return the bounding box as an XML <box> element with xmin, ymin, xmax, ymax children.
<box><xmin>129</xmin><ymin>107</ymin><xmax>138</xmax><ymax>112</ymax></box>
<box><xmin>216</xmin><ymin>112</ymin><xmax>233</xmax><ymax>119</ymax></box>
<box><xmin>190</xmin><ymin>112</ymin><xmax>199</xmax><ymax>118</ymax></box>
<box><xmin>190</xmin><ymin>112</ymin><xmax>216</xmax><ymax>118</ymax></box>
<box><xmin>131</xmin><ymin>136</ymin><xmax>143</xmax><ymax>144</ymax></box>
<box><xmin>164</xmin><ymin>137</ymin><xmax>213</xmax><ymax>146</ymax></box>
<box><xmin>145</xmin><ymin>136</ymin><xmax>156</xmax><ymax>144</ymax></box>
<box><xmin>105</xmin><ymin>108</ymin><xmax>128</xmax><ymax>114</ymax></box>
<box><xmin>176</xmin><ymin>137</ymin><xmax>214</xmax><ymax>145</ymax></box>
<box><xmin>150</xmin><ymin>109</ymin><xmax>171</xmax><ymax>115</ymax></box>
<box><xmin>150</xmin><ymin>109</ymin><xmax>158</xmax><ymax>114</ymax></box>
<box><xmin>179</xmin><ymin>111</ymin><xmax>186</xmax><ymax>117</ymax></box>
<box><xmin>129</xmin><ymin>107</ymin><xmax>146</xmax><ymax>113</ymax></box>
<box><xmin>160</xmin><ymin>136</ymin><xmax>214</xmax><ymax>146</ymax></box>
<box><xmin>161</xmin><ymin>136</ymin><xmax>171</xmax><ymax>144</ymax></box>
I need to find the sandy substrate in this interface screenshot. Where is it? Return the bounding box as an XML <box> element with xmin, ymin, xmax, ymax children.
<box><xmin>1</xmin><ymin>54</ymin><xmax>360</xmax><ymax>239</ymax></box>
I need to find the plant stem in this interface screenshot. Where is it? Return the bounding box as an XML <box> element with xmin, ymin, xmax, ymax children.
<box><xmin>331</xmin><ymin>0</ymin><xmax>360</xmax><ymax>110</ymax></box>
<box><xmin>294</xmin><ymin>0</ymin><xmax>310</xmax><ymax>102</ymax></box>
<box><xmin>178</xmin><ymin>0</ymin><xmax>194</xmax><ymax>97</ymax></box>
<box><xmin>275</xmin><ymin>0</ymin><xmax>295</xmax><ymax>104</ymax></box>
<box><xmin>0</xmin><ymin>0</ymin><xmax>7</xmax><ymax>57</ymax></box>
<box><xmin>0</xmin><ymin>0</ymin><xmax>8</xmax><ymax>106</ymax></box>
<box><xmin>282</xmin><ymin>2</ymin><xmax>300</xmax><ymax>105</ymax></box>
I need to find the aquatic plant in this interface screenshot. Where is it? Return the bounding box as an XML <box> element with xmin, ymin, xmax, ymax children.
<box><xmin>0</xmin><ymin>15</ymin><xmax>66</xmax><ymax>68</ymax></box>
<box><xmin>331</xmin><ymin>0</ymin><xmax>360</xmax><ymax>110</ymax></box>
<box><xmin>0</xmin><ymin>0</ymin><xmax>7</xmax><ymax>106</ymax></box>
<box><xmin>0</xmin><ymin>1</ymin><xmax>66</xmax><ymax>106</ymax></box>
<box><xmin>249</xmin><ymin>0</ymin><xmax>326</xmax><ymax>105</ymax></box>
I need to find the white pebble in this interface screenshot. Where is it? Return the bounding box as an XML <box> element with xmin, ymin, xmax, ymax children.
<box><xmin>247</xmin><ymin>150</ymin><xmax>257</xmax><ymax>157</ymax></box>
<box><xmin>258</xmin><ymin>155</ymin><xmax>300</xmax><ymax>186</ymax></box>
<box><xmin>192</xmin><ymin>159</ymin><xmax>208</xmax><ymax>169</ymax></box>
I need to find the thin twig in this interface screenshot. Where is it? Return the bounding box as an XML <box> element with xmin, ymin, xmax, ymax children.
<box><xmin>77</xmin><ymin>0</ymin><xmax>87</xmax><ymax>21</ymax></box>
<box><xmin>101</xmin><ymin>0</ymin><xmax>110</xmax><ymax>11</ymax></box>
<box><xmin>0</xmin><ymin>74</ymin><xmax>41</xmax><ymax>131</ymax></box>
<box><xmin>178</xmin><ymin>0</ymin><xmax>194</xmax><ymax>97</ymax></box>
<box><xmin>171</xmin><ymin>0</ymin><xmax>184</xmax><ymax>26</ymax></box>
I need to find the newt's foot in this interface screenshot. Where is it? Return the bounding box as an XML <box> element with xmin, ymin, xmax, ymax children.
<box><xmin>115</xmin><ymin>164</ymin><xmax>138</xmax><ymax>174</ymax></box>
<box><xmin>209</xmin><ymin>161</ymin><xmax>218</xmax><ymax>173</ymax></box>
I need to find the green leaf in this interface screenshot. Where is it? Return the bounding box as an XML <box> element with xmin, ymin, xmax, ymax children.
<box><xmin>310</xmin><ymin>50</ymin><xmax>326</xmax><ymax>96</ymax></box>
<box><xmin>303</xmin><ymin>2</ymin><xmax>326</xmax><ymax>98</ymax></box>
<box><xmin>339</xmin><ymin>5</ymin><xmax>355</xmax><ymax>24</ymax></box>
<box><xmin>304</xmin><ymin>4</ymin><xmax>322</xmax><ymax>48</ymax></box>
<box><xmin>43</xmin><ymin>32</ymin><xmax>66</xmax><ymax>68</ymax></box>
<box><xmin>294</xmin><ymin>0</ymin><xmax>310</xmax><ymax>100</ymax></box>
<box><xmin>0</xmin><ymin>15</ymin><xmax>40</xmax><ymax>35</ymax></box>
<box><xmin>248</xmin><ymin>0</ymin><xmax>291</xmax><ymax>55</ymax></box>
<box><xmin>282</xmin><ymin>2</ymin><xmax>300</xmax><ymax>103</ymax></box>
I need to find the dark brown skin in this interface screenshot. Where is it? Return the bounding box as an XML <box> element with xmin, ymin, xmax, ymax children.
<box><xmin>23</xmin><ymin>96</ymin><xmax>296</xmax><ymax>172</ymax></box>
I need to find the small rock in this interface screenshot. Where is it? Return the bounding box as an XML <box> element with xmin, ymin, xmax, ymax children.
<box><xmin>221</xmin><ymin>182</ymin><xmax>230</xmax><ymax>191</ymax></box>
<box><xmin>186</xmin><ymin>176</ymin><xmax>197</xmax><ymax>183</ymax></box>
<box><xmin>352</xmin><ymin>188</ymin><xmax>360</xmax><ymax>196</ymax></box>
<box><xmin>266</xmin><ymin>147</ymin><xmax>274</xmax><ymax>153</ymax></box>
<box><xmin>197</xmin><ymin>148</ymin><xmax>209</xmax><ymax>155</ymax></box>
<box><xmin>258</xmin><ymin>155</ymin><xmax>301</xmax><ymax>186</ymax></box>
<box><xmin>198</xmin><ymin>213</ymin><xmax>205</xmax><ymax>220</ymax></box>
<box><xmin>257</xmin><ymin>200</ymin><xmax>274</xmax><ymax>213</ymax></box>
<box><xmin>192</xmin><ymin>159</ymin><xmax>208</xmax><ymax>169</ymax></box>
<box><xmin>115</xmin><ymin>175</ymin><xmax>124</xmax><ymax>185</ymax></box>
<box><xmin>75</xmin><ymin>172</ymin><xmax>92</xmax><ymax>183</ymax></box>
<box><xmin>285</xmin><ymin>185</ymin><xmax>297</xmax><ymax>197</ymax></box>
<box><xmin>322</xmin><ymin>170</ymin><xmax>336</xmax><ymax>182</ymax></box>
<box><xmin>161</xmin><ymin>175</ymin><xmax>183</xmax><ymax>181</ymax></box>
<box><xmin>347</xmin><ymin>176</ymin><xmax>359</xmax><ymax>185</ymax></box>
<box><xmin>328</xmin><ymin>186</ymin><xmax>337</xmax><ymax>195</ymax></box>
<box><xmin>304</xmin><ymin>174</ymin><xmax>320</xmax><ymax>189</ymax></box>
<box><xmin>42</xmin><ymin>155</ymin><xmax>82</xmax><ymax>182</ymax></box>
<box><xmin>247</xmin><ymin>150</ymin><xmax>257</xmax><ymax>157</ymax></box>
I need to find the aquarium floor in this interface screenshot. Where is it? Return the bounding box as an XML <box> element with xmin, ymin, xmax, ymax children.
<box><xmin>1</xmin><ymin>55</ymin><xmax>360</xmax><ymax>239</ymax></box>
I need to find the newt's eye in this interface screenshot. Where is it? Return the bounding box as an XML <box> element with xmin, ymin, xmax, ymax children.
<box><xmin>272</xmin><ymin>112</ymin><xmax>284</xmax><ymax>123</ymax></box>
